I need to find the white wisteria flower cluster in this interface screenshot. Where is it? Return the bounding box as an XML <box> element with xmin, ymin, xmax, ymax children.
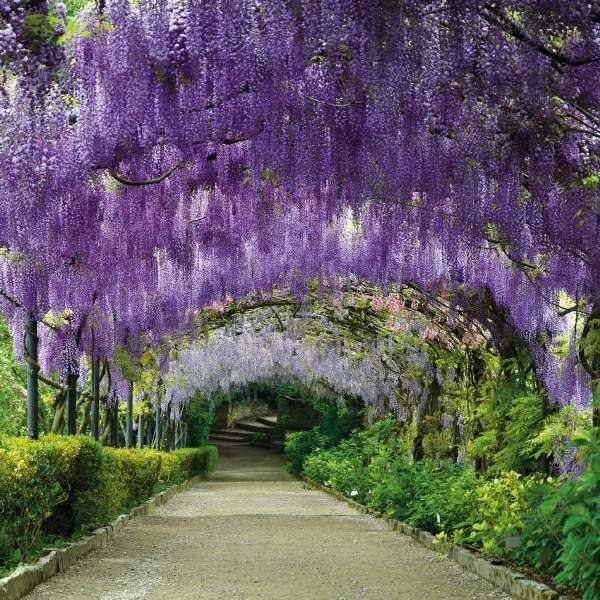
<box><xmin>164</xmin><ymin>323</ymin><xmax>401</xmax><ymax>413</ymax></box>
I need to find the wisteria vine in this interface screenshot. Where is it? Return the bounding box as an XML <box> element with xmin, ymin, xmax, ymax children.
<box><xmin>0</xmin><ymin>0</ymin><xmax>597</xmax><ymax>416</ymax></box>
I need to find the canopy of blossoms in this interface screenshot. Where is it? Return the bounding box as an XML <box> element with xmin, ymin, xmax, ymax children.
<box><xmin>165</xmin><ymin>326</ymin><xmax>400</xmax><ymax>416</ymax></box>
<box><xmin>0</xmin><ymin>1</ymin><xmax>597</xmax><ymax>409</ymax></box>
<box><xmin>164</xmin><ymin>302</ymin><xmax>450</xmax><ymax>420</ymax></box>
<box><xmin>164</xmin><ymin>293</ymin><xmax>590</xmax><ymax>421</ymax></box>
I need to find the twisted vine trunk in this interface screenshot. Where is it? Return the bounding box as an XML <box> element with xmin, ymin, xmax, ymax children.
<box><xmin>51</xmin><ymin>391</ymin><xmax>66</xmax><ymax>434</ymax></box>
<box><xmin>77</xmin><ymin>395</ymin><xmax>92</xmax><ymax>434</ymax></box>
<box><xmin>99</xmin><ymin>404</ymin><xmax>112</xmax><ymax>445</ymax></box>
<box><xmin>412</xmin><ymin>376</ymin><xmax>442</xmax><ymax>462</ymax></box>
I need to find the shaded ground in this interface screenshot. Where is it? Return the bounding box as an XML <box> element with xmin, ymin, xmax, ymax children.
<box><xmin>26</xmin><ymin>445</ymin><xmax>511</xmax><ymax>599</ymax></box>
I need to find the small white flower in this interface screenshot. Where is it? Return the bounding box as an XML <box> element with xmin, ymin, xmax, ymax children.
<box><xmin>350</xmin><ymin>490</ymin><xmax>358</xmax><ymax>497</ymax></box>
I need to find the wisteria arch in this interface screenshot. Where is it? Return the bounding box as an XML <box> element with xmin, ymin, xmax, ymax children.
<box><xmin>163</xmin><ymin>283</ymin><xmax>586</xmax><ymax>424</ymax></box>
<box><xmin>0</xmin><ymin>0</ymin><xmax>598</xmax><ymax>438</ymax></box>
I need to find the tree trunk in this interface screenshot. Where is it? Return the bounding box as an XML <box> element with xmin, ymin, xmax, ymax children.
<box><xmin>51</xmin><ymin>392</ymin><xmax>66</xmax><ymax>434</ymax></box>
<box><xmin>100</xmin><ymin>405</ymin><xmax>111</xmax><ymax>445</ymax></box>
<box><xmin>77</xmin><ymin>395</ymin><xmax>92</xmax><ymax>434</ymax></box>
<box><xmin>585</xmin><ymin>305</ymin><xmax>600</xmax><ymax>427</ymax></box>
<box><xmin>450</xmin><ymin>410</ymin><xmax>460</xmax><ymax>464</ymax></box>
<box><xmin>412</xmin><ymin>377</ymin><xmax>442</xmax><ymax>462</ymax></box>
<box><xmin>111</xmin><ymin>402</ymin><xmax>119</xmax><ymax>447</ymax></box>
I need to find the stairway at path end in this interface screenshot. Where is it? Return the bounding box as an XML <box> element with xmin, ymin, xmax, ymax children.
<box><xmin>209</xmin><ymin>414</ymin><xmax>283</xmax><ymax>449</ymax></box>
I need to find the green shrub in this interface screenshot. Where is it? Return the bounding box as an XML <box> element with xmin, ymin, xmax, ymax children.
<box><xmin>550</xmin><ymin>431</ymin><xmax>600</xmax><ymax>600</ymax></box>
<box><xmin>158</xmin><ymin>451</ymin><xmax>185</xmax><ymax>484</ymax></box>
<box><xmin>302</xmin><ymin>447</ymin><xmax>334</xmax><ymax>482</ymax></box>
<box><xmin>304</xmin><ymin>443</ymin><xmax>368</xmax><ymax>499</ymax></box>
<box><xmin>287</xmin><ymin>418</ymin><xmax>595</xmax><ymax>596</ymax></box>
<box><xmin>171</xmin><ymin>445</ymin><xmax>218</xmax><ymax>478</ymax></box>
<box><xmin>285</xmin><ymin>427</ymin><xmax>330</xmax><ymax>473</ymax></box>
<box><xmin>201</xmin><ymin>444</ymin><xmax>219</xmax><ymax>473</ymax></box>
<box><xmin>465</xmin><ymin>471</ymin><xmax>537</xmax><ymax>556</ymax></box>
<box><xmin>368</xmin><ymin>457</ymin><xmax>418</xmax><ymax>516</ymax></box>
<box><xmin>113</xmin><ymin>448</ymin><xmax>163</xmax><ymax>504</ymax></box>
<box><xmin>310</xmin><ymin>397</ymin><xmax>362</xmax><ymax>445</ymax></box>
<box><xmin>186</xmin><ymin>396</ymin><xmax>215</xmax><ymax>447</ymax></box>
<box><xmin>0</xmin><ymin>436</ymin><xmax>218</xmax><ymax>575</ymax></box>
<box><xmin>0</xmin><ymin>437</ymin><xmax>72</xmax><ymax>565</ymax></box>
<box><xmin>405</xmin><ymin>462</ymin><xmax>479</xmax><ymax>534</ymax></box>
<box><xmin>516</xmin><ymin>479</ymin><xmax>564</xmax><ymax>577</ymax></box>
<box><xmin>46</xmin><ymin>435</ymin><xmax>121</xmax><ymax>536</ymax></box>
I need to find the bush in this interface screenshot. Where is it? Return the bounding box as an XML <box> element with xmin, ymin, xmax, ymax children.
<box><xmin>114</xmin><ymin>448</ymin><xmax>163</xmax><ymax>504</ymax></box>
<box><xmin>287</xmin><ymin>419</ymin><xmax>600</xmax><ymax>598</ymax></box>
<box><xmin>404</xmin><ymin>462</ymin><xmax>479</xmax><ymax>534</ymax></box>
<box><xmin>308</xmin><ymin>395</ymin><xmax>363</xmax><ymax>445</ymax></box>
<box><xmin>0</xmin><ymin>436</ymin><xmax>218</xmax><ymax>574</ymax></box>
<box><xmin>285</xmin><ymin>427</ymin><xmax>331</xmax><ymax>473</ymax></box>
<box><xmin>549</xmin><ymin>431</ymin><xmax>600</xmax><ymax>600</ymax></box>
<box><xmin>46</xmin><ymin>435</ymin><xmax>123</xmax><ymax>536</ymax></box>
<box><xmin>464</xmin><ymin>471</ymin><xmax>539</xmax><ymax>556</ymax></box>
<box><xmin>304</xmin><ymin>444</ymin><xmax>368</xmax><ymax>499</ymax></box>
<box><xmin>186</xmin><ymin>395</ymin><xmax>215</xmax><ymax>447</ymax></box>
<box><xmin>172</xmin><ymin>445</ymin><xmax>218</xmax><ymax>478</ymax></box>
<box><xmin>368</xmin><ymin>457</ymin><xmax>419</xmax><ymax>516</ymax></box>
<box><xmin>157</xmin><ymin>451</ymin><xmax>185</xmax><ymax>485</ymax></box>
<box><xmin>0</xmin><ymin>437</ymin><xmax>73</xmax><ymax>565</ymax></box>
<box><xmin>516</xmin><ymin>479</ymin><xmax>564</xmax><ymax>577</ymax></box>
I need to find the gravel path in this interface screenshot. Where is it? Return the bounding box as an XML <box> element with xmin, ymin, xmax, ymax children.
<box><xmin>25</xmin><ymin>445</ymin><xmax>511</xmax><ymax>600</ymax></box>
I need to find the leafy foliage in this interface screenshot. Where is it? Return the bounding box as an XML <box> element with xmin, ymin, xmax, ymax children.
<box><xmin>549</xmin><ymin>431</ymin><xmax>600</xmax><ymax>599</ymax></box>
<box><xmin>0</xmin><ymin>314</ymin><xmax>26</xmax><ymax>436</ymax></box>
<box><xmin>0</xmin><ymin>436</ymin><xmax>217</xmax><ymax>575</ymax></box>
<box><xmin>469</xmin><ymin>351</ymin><xmax>551</xmax><ymax>474</ymax></box>
<box><xmin>291</xmin><ymin>418</ymin><xmax>600</xmax><ymax>598</ymax></box>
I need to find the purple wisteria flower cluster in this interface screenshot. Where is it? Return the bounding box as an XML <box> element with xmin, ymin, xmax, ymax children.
<box><xmin>0</xmin><ymin>1</ymin><xmax>596</xmax><ymax>411</ymax></box>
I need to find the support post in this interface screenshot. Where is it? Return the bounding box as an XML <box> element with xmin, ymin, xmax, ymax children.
<box><xmin>125</xmin><ymin>382</ymin><xmax>133</xmax><ymax>448</ymax></box>
<box><xmin>67</xmin><ymin>371</ymin><xmax>78</xmax><ymax>435</ymax></box>
<box><xmin>165</xmin><ymin>401</ymin><xmax>172</xmax><ymax>452</ymax></box>
<box><xmin>137</xmin><ymin>413</ymin><xmax>144</xmax><ymax>448</ymax></box>
<box><xmin>146</xmin><ymin>418</ymin><xmax>153</xmax><ymax>447</ymax></box>
<box><xmin>155</xmin><ymin>396</ymin><xmax>162</xmax><ymax>451</ymax></box>
<box><xmin>111</xmin><ymin>400</ymin><xmax>119</xmax><ymax>447</ymax></box>
<box><xmin>91</xmin><ymin>356</ymin><xmax>100</xmax><ymax>440</ymax></box>
<box><xmin>25</xmin><ymin>315</ymin><xmax>39</xmax><ymax>440</ymax></box>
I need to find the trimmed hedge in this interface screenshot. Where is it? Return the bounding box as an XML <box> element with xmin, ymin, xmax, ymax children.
<box><xmin>172</xmin><ymin>446</ymin><xmax>218</xmax><ymax>478</ymax></box>
<box><xmin>0</xmin><ymin>435</ymin><xmax>217</xmax><ymax>571</ymax></box>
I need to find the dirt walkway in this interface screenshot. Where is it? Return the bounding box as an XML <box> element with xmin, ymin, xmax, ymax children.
<box><xmin>25</xmin><ymin>446</ymin><xmax>510</xmax><ymax>600</ymax></box>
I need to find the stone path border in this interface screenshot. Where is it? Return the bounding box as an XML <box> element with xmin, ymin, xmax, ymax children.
<box><xmin>301</xmin><ymin>476</ymin><xmax>569</xmax><ymax>600</ymax></box>
<box><xmin>0</xmin><ymin>475</ymin><xmax>205</xmax><ymax>600</ymax></box>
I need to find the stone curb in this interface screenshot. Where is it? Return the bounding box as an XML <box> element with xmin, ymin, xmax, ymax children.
<box><xmin>301</xmin><ymin>476</ymin><xmax>567</xmax><ymax>600</ymax></box>
<box><xmin>0</xmin><ymin>475</ymin><xmax>204</xmax><ymax>600</ymax></box>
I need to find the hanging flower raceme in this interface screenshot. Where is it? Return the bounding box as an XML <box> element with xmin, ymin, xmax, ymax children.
<box><xmin>164</xmin><ymin>324</ymin><xmax>403</xmax><ymax>415</ymax></box>
<box><xmin>0</xmin><ymin>0</ymin><xmax>595</xmax><ymax>412</ymax></box>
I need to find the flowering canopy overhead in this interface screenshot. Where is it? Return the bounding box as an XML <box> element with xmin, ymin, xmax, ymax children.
<box><xmin>0</xmin><ymin>1</ymin><xmax>598</xmax><ymax>400</ymax></box>
<box><xmin>164</xmin><ymin>303</ymin><xmax>442</xmax><ymax>419</ymax></box>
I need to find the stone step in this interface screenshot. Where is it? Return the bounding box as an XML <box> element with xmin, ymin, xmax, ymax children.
<box><xmin>209</xmin><ymin>433</ymin><xmax>251</xmax><ymax>444</ymax></box>
<box><xmin>234</xmin><ymin>420</ymin><xmax>276</xmax><ymax>434</ymax></box>
<box><xmin>208</xmin><ymin>440</ymin><xmax>249</xmax><ymax>447</ymax></box>
<box><xmin>256</xmin><ymin>415</ymin><xmax>278</xmax><ymax>427</ymax></box>
<box><xmin>211</xmin><ymin>428</ymin><xmax>255</xmax><ymax>438</ymax></box>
